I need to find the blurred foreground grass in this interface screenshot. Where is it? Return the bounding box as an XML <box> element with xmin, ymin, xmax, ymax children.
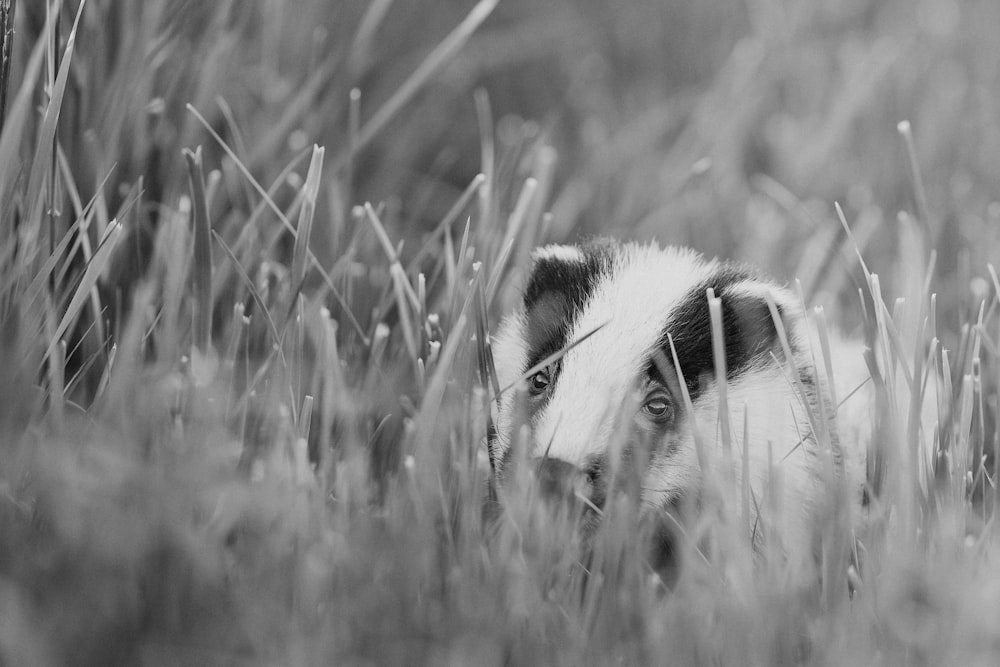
<box><xmin>3</xmin><ymin>0</ymin><xmax>1000</xmax><ymax>664</ymax></box>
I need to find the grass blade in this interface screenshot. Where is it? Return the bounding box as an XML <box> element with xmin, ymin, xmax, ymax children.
<box><xmin>43</xmin><ymin>219</ymin><xmax>121</xmax><ymax>364</ymax></box>
<box><xmin>0</xmin><ymin>0</ymin><xmax>16</xmax><ymax>134</ymax></box>
<box><xmin>24</xmin><ymin>0</ymin><xmax>86</xmax><ymax>233</ymax></box>
<box><xmin>291</xmin><ymin>145</ymin><xmax>325</xmax><ymax>295</ymax></box>
<box><xmin>0</xmin><ymin>7</ymin><xmax>49</xmax><ymax>237</ymax></box>
<box><xmin>338</xmin><ymin>0</ymin><xmax>498</xmax><ymax>166</ymax></box>
<box><xmin>897</xmin><ymin>120</ymin><xmax>932</xmax><ymax>242</ymax></box>
<box><xmin>212</xmin><ymin>229</ymin><xmax>283</xmax><ymax>360</ymax></box>
<box><xmin>184</xmin><ymin>146</ymin><xmax>213</xmax><ymax>354</ymax></box>
<box><xmin>707</xmin><ymin>289</ymin><xmax>732</xmax><ymax>460</ymax></box>
<box><xmin>188</xmin><ymin>103</ymin><xmax>369</xmax><ymax>346</ymax></box>
<box><xmin>348</xmin><ymin>0</ymin><xmax>394</xmax><ymax>72</ymax></box>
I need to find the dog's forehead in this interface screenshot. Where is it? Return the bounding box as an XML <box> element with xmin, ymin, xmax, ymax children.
<box><xmin>559</xmin><ymin>244</ymin><xmax>714</xmax><ymax>380</ymax></box>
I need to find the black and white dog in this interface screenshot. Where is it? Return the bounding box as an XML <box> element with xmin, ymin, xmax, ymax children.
<box><xmin>490</xmin><ymin>239</ymin><xmax>872</xmax><ymax>558</ymax></box>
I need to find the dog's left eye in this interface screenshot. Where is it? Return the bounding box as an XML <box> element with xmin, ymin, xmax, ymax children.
<box><xmin>529</xmin><ymin>368</ymin><xmax>551</xmax><ymax>394</ymax></box>
<box><xmin>643</xmin><ymin>395</ymin><xmax>673</xmax><ymax>422</ymax></box>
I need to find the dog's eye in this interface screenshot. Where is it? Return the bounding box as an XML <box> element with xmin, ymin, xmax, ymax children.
<box><xmin>529</xmin><ymin>369</ymin><xmax>551</xmax><ymax>394</ymax></box>
<box><xmin>643</xmin><ymin>394</ymin><xmax>673</xmax><ymax>422</ymax></box>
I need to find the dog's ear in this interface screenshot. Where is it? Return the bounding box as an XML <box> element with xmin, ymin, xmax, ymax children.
<box><xmin>661</xmin><ymin>275</ymin><xmax>794</xmax><ymax>393</ymax></box>
<box><xmin>523</xmin><ymin>244</ymin><xmax>605</xmax><ymax>310</ymax></box>
<box><xmin>520</xmin><ymin>244</ymin><xmax>611</xmax><ymax>368</ymax></box>
<box><xmin>719</xmin><ymin>279</ymin><xmax>793</xmax><ymax>363</ymax></box>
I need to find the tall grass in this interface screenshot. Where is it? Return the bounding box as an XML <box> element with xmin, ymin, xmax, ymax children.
<box><xmin>2</xmin><ymin>0</ymin><xmax>1000</xmax><ymax>664</ymax></box>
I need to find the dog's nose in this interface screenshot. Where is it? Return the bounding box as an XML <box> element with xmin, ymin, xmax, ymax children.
<box><xmin>534</xmin><ymin>458</ymin><xmax>591</xmax><ymax>506</ymax></box>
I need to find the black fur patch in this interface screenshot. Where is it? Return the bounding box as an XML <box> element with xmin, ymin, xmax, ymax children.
<box><xmin>658</xmin><ymin>264</ymin><xmax>785</xmax><ymax>400</ymax></box>
<box><xmin>522</xmin><ymin>242</ymin><xmax>613</xmax><ymax>372</ymax></box>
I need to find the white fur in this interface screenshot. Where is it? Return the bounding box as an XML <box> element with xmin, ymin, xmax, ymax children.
<box><xmin>532</xmin><ymin>244</ymin><xmax>586</xmax><ymax>263</ymax></box>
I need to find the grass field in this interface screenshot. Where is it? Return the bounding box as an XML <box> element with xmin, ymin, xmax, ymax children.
<box><xmin>2</xmin><ymin>0</ymin><xmax>1000</xmax><ymax>664</ymax></box>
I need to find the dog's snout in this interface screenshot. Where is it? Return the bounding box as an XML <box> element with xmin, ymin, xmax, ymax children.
<box><xmin>535</xmin><ymin>458</ymin><xmax>592</xmax><ymax>506</ymax></box>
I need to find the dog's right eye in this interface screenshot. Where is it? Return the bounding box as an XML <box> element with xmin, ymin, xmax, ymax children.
<box><xmin>529</xmin><ymin>369</ymin><xmax>551</xmax><ymax>394</ymax></box>
<box><xmin>642</xmin><ymin>393</ymin><xmax>674</xmax><ymax>424</ymax></box>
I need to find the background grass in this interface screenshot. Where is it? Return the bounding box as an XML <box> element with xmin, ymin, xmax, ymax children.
<box><xmin>2</xmin><ymin>0</ymin><xmax>1000</xmax><ymax>664</ymax></box>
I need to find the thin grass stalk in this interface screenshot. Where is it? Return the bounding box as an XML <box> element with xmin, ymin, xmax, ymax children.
<box><xmin>741</xmin><ymin>405</ymin><xmax>751</xmax><ymax>538</ymax></box>
<box><xmin>474</xmin><ymin>88</ymin><xmax>495</xmax><ymax>245</ymax></box>
<box><xmin>897</xmin><ymin>120</ymin><xmax>932</xmax><ymax>242</ymax></box>
<box><xmin>363</xmin><ymin>322</ymin><xmax>390</xmax><ymax>391</ymax></box>
<box><xmin>155</xmin><ymin>208</ymin><xmax>191</xmax><ymax>365</ymax></box>
<box><xmin>291</xmin><ymin>145</ymin><xmax>325</xmax><ymax>298</ymax></box>
<box><xmin>55</xmin><ymin>150</ymin><xmax>117</xmax><ymax>350</ymax></box>
<box><xmin>411</xmin><ymin>303</ymin><xmax>470</xmax><ymax>471</ymax></box>
<box><xmin>442</xmin><ymin>220</ymin><xmax>457</xmax><ymax>312</ymax></box>
<box><xmin>245</xmin><ymin>54</ymin><xmax>337</xmax><ymax>170</ymax></box>
<box><xmin>184</xmin><ymin>147</ymin><xmax>213</xmax><ymax>355</ymax></box>
<box><xmin>764</xmin><ymin>294</ymin><xmax>824</xmax><ymax>451</ymax></box>
<box><xmin>484</xmin><ymin>237</ymin><xmax>513</xmax><ymax>307</ymax></box>
<box><xmin>813</xmin><ymin>309</ymin><xmax>853</xmax><ymax>608</ymax></box>
<box><xmin>299</xmin><ymin>393</ymin><xmax>314</xmax><ymax>443</ymax></box>
<box><xmin>447</xmin><ymin>217</ymin><xmax>473</xmax><ymax>324</ymax></box>
<box><xmin>188</xmin><ymin>104</ymin><xmax>368</xmax><ymax>345</ymax></box>
<box><xmin>956</xmin><ymin>372</ymin><xmax>974</xmax><ymax>507</ymax></box>
<box><xmin>290</xmin><ymin>294</ymin><xmax>305</xmax><ymax>422</ymax></box>
<box><xmin>868</xmin><ymin>275</ymin><xmax>900</xmax><ymax>403</ymax></box>
<box><xmin>93</xmin><ymin>342</ymin><xmax>115</xmax><ymax>401</ymax></box>
<box><xmin>473</xmin><ymin>266</ymin><xmax>499</xmax><ymax>475</ymax></box>
<box><xmin>90</xmin><ymin>280</ymin><xmax>150</xmax><ymax>412</ymax></box>
<box><xmin>363</xmin><ymin>200</ymin><xmax>400</xmax><ymax>261</ymax></box>
<box><xmin>214</xmin><ymin>97</ymin><xmax>251</xmax><ymax>173</ymax></box>
<box><xmin>224</xmin><ymin>302</ymin><xmax>247</xmax><ymax>421</ymax></box>
<box><xmin>835</xmin><ymin>202</ymin><xmax>873</xmax><ymax>279</ymax></box>
<box><xmin>212</xmin><ymin>230</ymin><xmax>286</xmax><ymax>370</ymax></box>
<box><xmin>707</xmin><ymin>289</ymin><xmax>732</xmax><ymax>461</ymax></box>
<box><xmin>211</xmin><ymin>148</ymin><xmax>310</xmax><ymax>303</ymax></box>
<box><xmin>25</xmin><ymin>0</ymin><xmax>84</xmax><ymax>238</ymax></box>
<box><xmin>905</xmin><ymin>291</ymin><xmax>933</xmax><ymax>507</ymax></box>
<box><xmin>47</xmin><ymin>337</ymin><xmax>65</xmax><ymax>427</ymax></box>
<box><xmin>521</xmin><ymin>145</ymin><xmax>556</xmax><ymax>254</ymax></box>
<box><xmin>318</xmin><ymin>309</ymin><xmax>345</xmax><ymax>482</ymax></box>
<box><xmin>365</xmin><ymin>204</ymin><xmax>423</xmax><ymax>365</ymax></box>
<box><xmin>417</xmin><ymin>271</ymin><xmax>428</xmax><ymax>353</ymax></box>
<box><xmin>45</xmin><ymin>9</ymin><xmax>60</xmax><ymax>265</ymax></box>
<box><xmin>813</xmin><ymin>307</ymin><xmax>839</xmax><ymax>407</ymax></box>
<box><xmin>938</xmin><ymin>348</ymin><xmax>954</xmax><ymax>490</ymax></box>
<box><xmin>0</xmin><ymin>10</ymin><xmax>47</xmax><ymax>238</ymax></box>
<box><xmin>994</xmin><ymin>367</ymin><xmax>1000</xmax><ymax>522</ymax></box>
<box><xmin>59</xmin><ymin>313</ymin><xmax>105</xmax><ymax>390</ymax></box>
<box><xmin>971</xmin><ymin>357</ymin><xmax>986</xmax><ymax>503</ymax></box>
<box><xmin>363</xmin><ymin>203</ymin><xmax>419</xmax><ymax>305</ymax></box>
<box><xmin>23</xmin><ymin>208</ymin><xmax>83</xmax><ymax>317</ymax></box>
<box><xmin>390</xmin><ymin>262</ymin><xmax>419</xmax><ymax>369</ymax></box>
<box><xmin>763</xmin><ymin>440</ymin><xmax>786</xmax><ymax>558</ymax></box>
<box><xmin>348</xmin><ymin>0</ymin><xmax>393</xmax><ymax>73</ymax></box>
<box><xmin>954</xmin><ymin>322</ymin><xmax>973</xmax><ymax>387</ymax></box>
<box><xmin>44</xmin><ymin>0</ymin><xmax>58</xmax><ymax>86</ymax></box>
<box><xmin>665</xmin><ymin>334</ymin><xmax>710</xmax><ymax>490</ymax></box>
<box><xmin>43</xmin><ymin>219</ymin><xmax>121</xmax><ymax>365</ymax></box>
<box><xmin>339</xmin><ymin>0</ymin><xmax>498</xmax><ymax>167</ymax></box>
<box><xmin>810</xmin><ymin>306</ymin><xmax>842</xmax><ymax>493</ymax></box>
<box><xmin>406</xmin><ymin>173</ymin><xmax>484</xmax><ymax>273</ymax></box>
<box><xmin>488</xmin><ymin>177</ymin><xmax>536</xmax><ymax>303</ymax></box>
<box><xmin>0</xmin><ymin>0</ymin><xmax>15</xmax><ymax>135</ymax></box>
<box><xmin>345</xmin><ymin>87</ymin><xmax>360</xmax><ymax>223</ymax></box>
<box><xmin>0</xmin><ymin>233</ymin><xmax>16</xmax><ymax>300</ymax></box>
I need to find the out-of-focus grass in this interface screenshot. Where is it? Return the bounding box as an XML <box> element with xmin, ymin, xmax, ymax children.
<box><xmin>2</xmin><ymin>0</ymin><xmax>1000</xmax><ymax>664</ymax></box>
